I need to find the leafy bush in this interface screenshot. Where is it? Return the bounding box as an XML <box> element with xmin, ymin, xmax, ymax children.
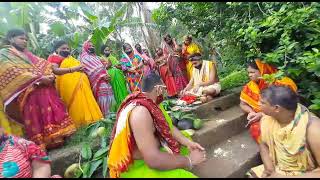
<box><xmin>220</xmin><ymin>69</ymin><xmax>249</xmax><ymax>91</ymax></box>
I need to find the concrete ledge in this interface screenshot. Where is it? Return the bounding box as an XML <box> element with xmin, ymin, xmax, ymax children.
<box><xmin>192</xmin><ymin>131</ymin><xmax>261</xmax><ymax>178</ymax></box>
<box><xmin>193</xmin><ymin>106</ymin><xmax>246</xmax><ymax>148</ymax></box>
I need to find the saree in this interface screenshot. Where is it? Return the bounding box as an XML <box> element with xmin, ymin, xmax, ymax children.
<box><xmin>0</xmin><ymin>46</ymin><xmax>75</xmax><ymax>150</ymax></box>
<box><xmin>49</xmin><ymin>55</ymin><xmax>103</xmax><ymax>128</ymax></box>
<box><xmin>120</xmin><ymin>53</ymin><xmax>144</xmax><ymax>93</ymax></box>
<box><xmin>100</xmin><ymin>55</ymin><xmax>129</xmax><ymax>110</ymax></box>
<box><xmin>247</xmin><ymin>104</ymin><xmax>316</xmax><ymax>177</ymax></box>
<box><xmin>158</xmin><ymin>61</ymin><xmax>177</xmax><ymax>97</ymax></box>
<box><xmin>134</xmin><ymin>49</ymin><xmax>155</xmax><ymax>77</ymax></box>
<box><xmin>108</xmin><ymin>92</ymin><xmax>196</xmax><ymax>178</ymax></box>
<box><xmin>0</xmin><ymin>134</ymin><xmax>61</xmax><ymax>178</ymax></box>
<box><xmin>240</xmin><ymin>59</ymin><xmax>298</xmax><ymax>144</ymax></box>
<box><xmin>80</xmin><ymin>41</ymin><xmax>117</xmax><ymax>117</ymax></box>
<box><xmin>168</xmin><ymin>55</ymin><xmax>188</xmax><ymax>93</ymax></box>
<box><xmin>182</xmin><ymin>42</ymin><xmax>202</xmax><ymax>80</ymax></box>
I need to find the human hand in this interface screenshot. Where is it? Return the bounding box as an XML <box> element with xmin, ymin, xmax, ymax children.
<box><xmin>261</xmin><ymin>168</ymin><xmax>275</xmax><ymax>178</ymax></box>
<box><xmin>104</xmin><ymin>74</ymin><xmax>111</xmax><ymax>81</ymax></box>
<box><xmin>193</xmin><ymin>85</ymin><xmax>200</xmax><ymax>93</ymax></box>
<box><xmin>186</xmin><ymin>141</ymin><xmax>205</xmax><ymax>151</ymax></box>
<box><xmin>38</xmin><ymin>75</ymin><xmax>55</xmax><ymax>86</ymax></box>
<box><xmin>246</xmin><ymin>112</ymin><xmax>263</xmax><ymax>127</ymax></box>
<box><xmin>189</xmin><ymin>149</ymin><xmax>206</xmax><ymax>166</ymax></box>
<box><xmin>75</xmin><ymin>65</ymin><xmax>84</xmax><ymax>72</ymax></box>
<box><xmin>266</xmin><ymin>172</ymin><xmax>283</xmax><ymax>178</ymax></box>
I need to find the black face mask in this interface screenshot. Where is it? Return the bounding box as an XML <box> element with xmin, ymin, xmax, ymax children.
<box><xmin>88</xmin><ymin>47</ymin><xmax>95</xmax><ymax>54</ymax></box>
<box><xmin>125</xmin><ymin>50</ymin><xmax>133</xmax><ymax>55</ymax></box>
<box><xmin>104</xmin><ymin>52</ymin><xmax>110</xmax><ymax>57</ymax></box>
<box><xmin>59</xmin><ymin>50</ymin><xmax>70</xmax><ymax>58</ymax></box>
<box><xmin>195</xmin><ymin>63</ymin><xmax>203</xmax><ymax>69</ymax></box>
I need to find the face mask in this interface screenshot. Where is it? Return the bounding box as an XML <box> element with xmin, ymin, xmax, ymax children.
<box><xmin>125</xmin><ymin>50</ymin><xmax>133</xmax><ymax>55</ymax></box>
<box><xmin>104</xmin><ymin>52</ymin><xmax>110</xmax><ymax>57</ymax></box>
<box><xmin>88</xmin><ymin>47</ymin><xmax>95</xmax><ymax>54</ymax></box>
<box><xmin>195</xmin><ymin>63</ymin><xmax>203</xmax><ymax>69</ymax></box>
<box><xmin>59</xmin><ymin>50</ymin><xmax>70</xmax><ymax>58</ymax></box>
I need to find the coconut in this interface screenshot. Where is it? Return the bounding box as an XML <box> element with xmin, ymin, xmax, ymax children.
<box><xmin>64</xmin><ymin>163</ymin><xmax>81</xmax><ymax>178</ymax></box>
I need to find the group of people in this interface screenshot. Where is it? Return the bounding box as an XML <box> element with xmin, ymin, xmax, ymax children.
<box><xmin>0</xmin><ymin>27</ymin><xmax>319</xmax><ymax>178</ymax></box>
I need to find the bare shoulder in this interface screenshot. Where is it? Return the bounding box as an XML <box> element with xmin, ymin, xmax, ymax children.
<box><xmin>129</xmin><ymin>105</ymin><xmax>154</xmax><ymax>128</ymax></box>
<box><xmin>308</xmin><ymin>114</ymin><xmax>320</xmax><ymax>135</ymax></box>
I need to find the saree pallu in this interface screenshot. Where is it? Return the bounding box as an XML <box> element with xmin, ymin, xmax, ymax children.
<box><xmin>240</xmin><ymin>59</ymin><xmax>297</xmax><ymax>144</ymax></box>
<box><xmin>182</xmin><ymin>42</ymin><xmax>201</xmax><ymax>80</ymax></box>
<box><xmin>247</xmin><ymin>105</ymin><xmax>316</xmax><ymax>177</ymax></box>
<box><xmin>100</xmin><ymin>55</ymin><xmax>129</xmax><ymax>109</ymax></box>
<box><xmin>0</xmin><ymin>46</ymin><xmax>75</xmax><ymax>150</ymax></box>
<box><xmin>168</xmin><ymin>55</ymin><xmax>188</xmax><ymax>93</ymax></box>
<box><xmin>90</xmin><ymin>68</ymin><xmax>117</xmax><ymax>117</ymax></box>
<box><xmin>120</xmin><ymin>54</ymin><xmax>143</xmax><ymax>93</ymax></box>
<box><xmin>80</xmin><ymin>51</ymin><xmax>117</xmax><ymax>117</ymax></box>
<box><xmin>54</xmin><ymin>56</ymin><xmax>103</xmax><ymax>128</ymax></box>
<box><xmin>159</xmin><ymin>64</ymin><xmax>177</xmax><ymax>97</ymax></box>
<box><xmin>107</xmin><ymin>67</ymin><xmax>129</xmax><ymax>110</ymax></box>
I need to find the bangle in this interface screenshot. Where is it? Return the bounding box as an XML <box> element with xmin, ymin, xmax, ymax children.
<box><xmin>186</xmin><ymin>156</ymin><xmax>193</xmax><ymax>170</ymax></box>
<box><xmin>69</xmin><ymin>68</ymin><xmax>72</xmax><ymax>73</ymax></box>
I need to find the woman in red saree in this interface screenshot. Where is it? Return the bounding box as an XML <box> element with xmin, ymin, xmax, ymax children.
<box><xmin>154</xmin><ymin>47</ymin><xmax>177</xmax><ymax>97</ymax></box>
<box><xmin>0</xmin><ymin>29</ymin><xmax>75</xmax><ymax>150</ymax></box>
<box><xmin>240</xmin><ymin>58</ymin><xmax>297</xmax><ymax>144</ymax></box>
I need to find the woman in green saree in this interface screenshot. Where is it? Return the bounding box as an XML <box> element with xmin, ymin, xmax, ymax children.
<box><xmin>100</xmin><ymin>45</ymin><xmax>129</xmax><ymax>110</ymax></box>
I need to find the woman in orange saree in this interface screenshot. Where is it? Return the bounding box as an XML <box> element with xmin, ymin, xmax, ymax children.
<box><xmin>0</xmin><ymin>29</ymin><xmax>75</xmax><ymax>150</ymax></box>
<box><xmin>240</xmin><ymin>58</ymin><xmax>297</xmax><ymax>144</ymax></box>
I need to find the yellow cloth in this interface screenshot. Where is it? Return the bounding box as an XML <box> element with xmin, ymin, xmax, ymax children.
<box><xmin>185</xmin><ymin>42</ymin><xmax>201</xmax><ymax>80</ymax></box>
<box><xmin>188</xmin><ymin>60</ymin><xmax>214</xmax><ymax>96</ymax></box>
<box><xmin>248</xmin><ymin>104</ymin><xmax>316</xmax><ymax>177</ymax></box>
<box><xmin>55</xmin><ymin>56</ymin><xmax>103</xmax><ymax>128</ymax></box>
<box><xmin>0</xmin><ymin>107</ymin><xmax>24</xmax><ymax>136</ymax></box>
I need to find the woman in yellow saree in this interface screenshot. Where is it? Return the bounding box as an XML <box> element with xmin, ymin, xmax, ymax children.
<box><xmin>240</xmin><ymin>58</ymin><xmax>297</xmax><ymax>144</ymax></box>
<box><xmin>48</xmin><ymin>40</ymin><xmax>103</xmax><ymax>128</ymax></box>
<box><xmin>182</xmin><ymin>35</ymin><xmax>202</xmax><ymax>80</ymax></box>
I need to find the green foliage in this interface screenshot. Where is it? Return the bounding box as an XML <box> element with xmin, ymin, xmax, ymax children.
<box><xmin>66</xmin><ymin>113</ymin><xmax>116</xmax><ymax>178</ymax></box>
<box><xmin>220</xmin><ymin>69</ymin><xmax>249</xmax><ymax>91</ymax></box>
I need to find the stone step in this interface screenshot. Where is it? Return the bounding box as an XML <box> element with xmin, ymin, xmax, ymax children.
<box><xmin>191</xmin><ymin>131</ymin><xmax>262</xmax><ymax>178</ymax></box>
<box><xmin>191</xmin><ymin>91</ymin><xmax>241</xmax><ymax>119</ymax></box>
<box><xmin>48</xmin><ymin>138</ymin><xmax>101</xmax><ymax>176</ymax></box>
<box><xmin>193</xmin><ymin>106</ymin><xmax>247</xmax><ymax>148</ymax></box>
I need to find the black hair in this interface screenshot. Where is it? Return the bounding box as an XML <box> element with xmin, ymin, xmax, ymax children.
<box><xmin>248</xmin><ymin>60</ymin><xmax>259</xmax><ymax>70</ymax></box>
<box><xmin>3</xmin><ymin>29</ymin><xmax>26</xmax><ymax>45</ymax></box>
<box><xmin>122</xmin><ymin>43</ymin><xmax>131</xmax><ymax>51</ymax></box>
<box><xmin>163</xmin><ymin>34</ymin><xmax>171</xmax><ymax>41</ymax></box>
<box><xmin>135</xmin><ymin>43</ymin><xmax>141</xmax><ymax>48</ymax></box>
<box><xmin>100</xmin><ymin>44</ymin><xmax>109</xmax><ymax>54</ymax></box>
<box><xmin>52</xmin><ymin>40</ymin><xmax>68</xmax><ymax>53</ymax></box>
<box><xmin>261</xmin><ymin>85</ymin><xmax>298</xmax><ymax>111</ymax></box>
<box><xmin>188</xmin><ymin>53</ymin><xmax>202</xmax><ymax>61</ymax></box>
<box><xmin>142</xmin><ymin>72</ymin><xmax>162</xmax><ymax>92</ymax></box>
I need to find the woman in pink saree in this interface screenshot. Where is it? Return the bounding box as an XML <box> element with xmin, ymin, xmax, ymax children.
<box><xmin>0</xmin><ymin>29</ymin><xmax>76</xmax><ymax>150</ymax></box>
<box><xmin>79</xmin><ymin>40</ymin><xmax>117</xmax><ymax>117</ymax></box>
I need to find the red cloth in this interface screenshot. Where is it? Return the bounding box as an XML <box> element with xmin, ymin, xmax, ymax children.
<box><xmin>249</xmin><ymin>121</ymin><xmax>261</xmax><ymax>144</ymax></box>
<box><xmin>47</xmin><ymin>55</ymin><xmax>64</xmax><ymax>65</ymax></box>
<box><xmin>180</xmin><ymin>94</ymin><xmax>197</xmax><ymax>105</ymax></box>
<box><xmin>159</xmin><ymin>64</ymin><xmax>177</xmax><ymax>97</ymax></box>
<box><xmin>110</xmin><ymin>92</ymin><xmax>181</xmax><ymax>155</ymax></box>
